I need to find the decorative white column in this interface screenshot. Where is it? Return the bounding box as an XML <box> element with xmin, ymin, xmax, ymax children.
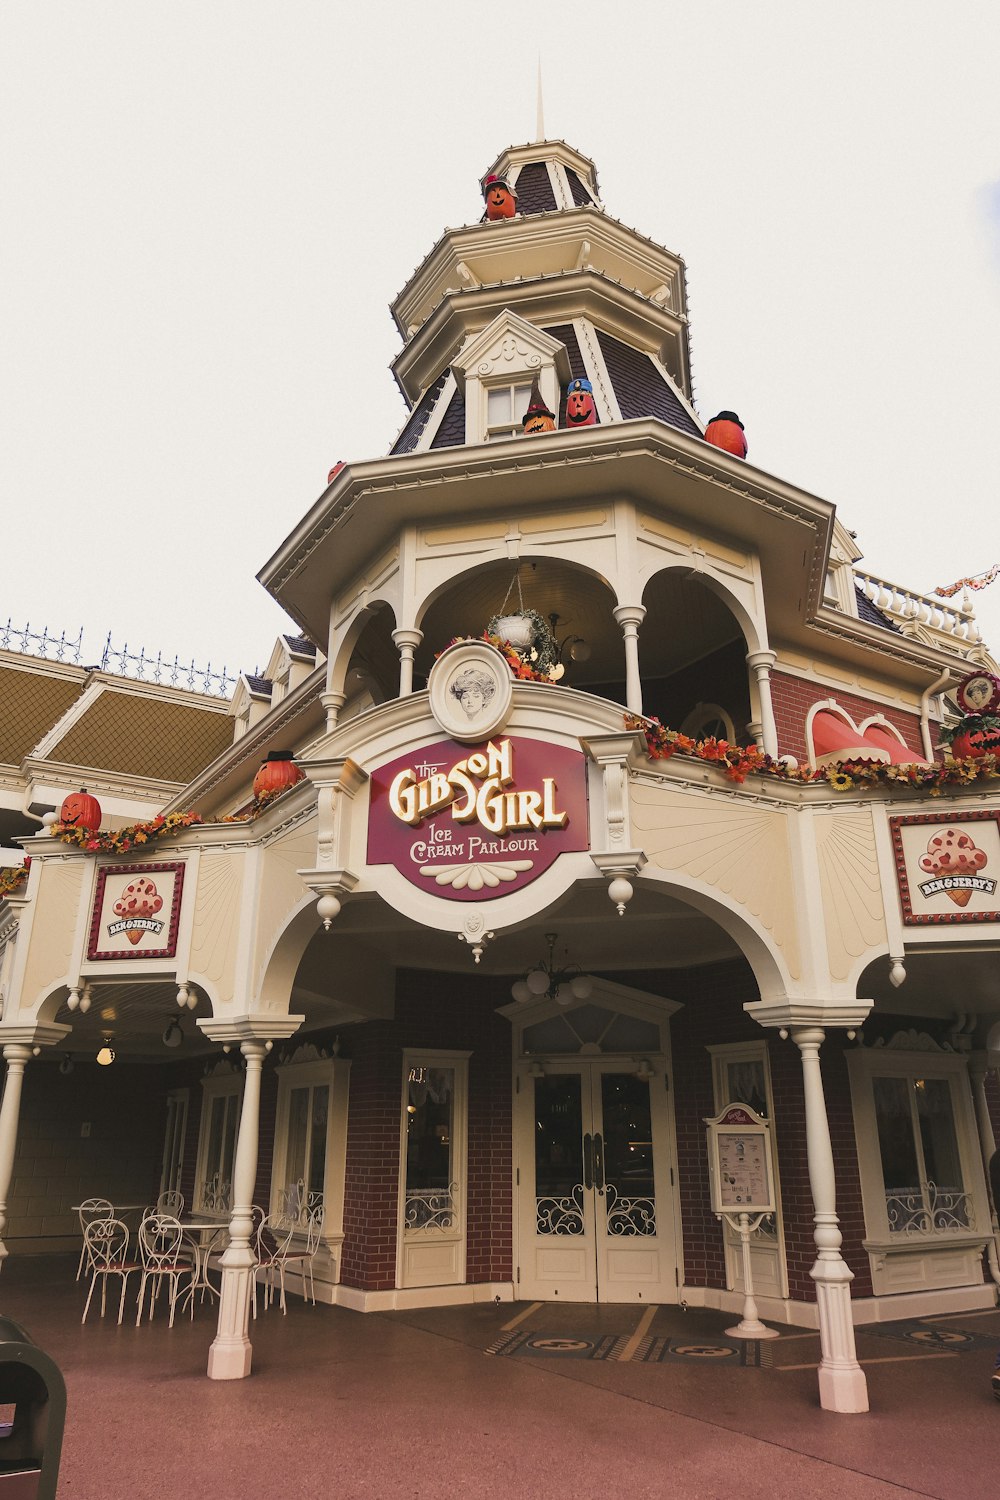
<box><xmin>613</xmin><ymin>605</ymin><xmax>646</xmax><ymax>716</ymax></box>
<box><xmin>208</xmin><ymin>1040</ymin><xmax>267</xmax><ymax>1380</ymax></box>
<box><xmin>0</xmin><ymin>1045</ymin><xmax>32</xmax><ymax>1269</ymax></box>
<box><xmin>746</xmin><ymin>650</ymin><xmax>778</xmax><ymax>758</ymax></box>
<box><xmin>392</xmin><ymin>628</ymin><xmax>423</xmax><ymax>698</ymax></box>
<box><xmin>792</xmin><ymin>1026</ymin><xmax>869</xmax><ymax>1413</ymax></box>
<box><xmin>200</xmin><ymin>1013</ymin><xmax>302</xmax><ymax>1380</ymax></box>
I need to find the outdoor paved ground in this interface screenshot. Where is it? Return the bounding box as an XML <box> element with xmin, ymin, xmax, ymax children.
<box><xmin>2</xmin><ymin>1256</ymin><xmax>999</xmax><ymax>1498</ymax></box>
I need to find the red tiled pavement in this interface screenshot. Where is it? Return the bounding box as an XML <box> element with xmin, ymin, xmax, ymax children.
<box><xmin>2</xmin><ymin>1256</ymin><xmax>998</xmax><ymax>1498</ymax></box>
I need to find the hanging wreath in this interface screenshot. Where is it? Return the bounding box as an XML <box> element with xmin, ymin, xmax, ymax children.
<box><xmin>486</xmin><ymin>606</ymin><xmax>560</xmax><ymax>677</ymax></box>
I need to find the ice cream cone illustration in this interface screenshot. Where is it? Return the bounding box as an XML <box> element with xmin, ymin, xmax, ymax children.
<box><xmin>113</xmin><ymin>877</ymin><xmax>164</xmax><ymax>945</ymax></box>
<box><xmin>919</xmin><ymin>827</ymin><xmax>988</xmax><ymax>907</ymax></box>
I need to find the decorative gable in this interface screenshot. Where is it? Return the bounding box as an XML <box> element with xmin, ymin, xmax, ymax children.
<box><xmin>452</xmin><ymin>311</ymin><xmax>572</xmax><ymax>445</ymax></box>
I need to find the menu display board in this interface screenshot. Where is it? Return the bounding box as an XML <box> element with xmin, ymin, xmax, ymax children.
<box><xmin>705</xmin><ymin>1103</ymin><xmax>775</xmax><ymax>1217</ymax></box>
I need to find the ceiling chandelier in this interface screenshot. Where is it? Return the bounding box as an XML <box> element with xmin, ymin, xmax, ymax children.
<box><xmin>96</xmin><ymin>1034</ymin><xmax>116</xmax><ymax>1067</ymax></box>
<box><xmin>511</xmin><ymin>932</ymin><xmax>594</xmax><ymax>1007</ymax></box>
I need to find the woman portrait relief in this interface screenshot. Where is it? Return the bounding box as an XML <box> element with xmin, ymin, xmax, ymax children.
<box><xmin>449</xmin><ymin>665</ymin><xmax>497</xmax><ymax>719</ymax></box>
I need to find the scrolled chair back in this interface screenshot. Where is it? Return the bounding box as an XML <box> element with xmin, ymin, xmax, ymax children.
<box><xmin>304</xmin><ymin>1201</ymin><xmax>326</xmax><ymax>1253</ymax></box>
<box><xmin>139</xmin><ymin>1212</ymin><xmax>184</xmax><ymax>1269</ymax></box>
<box><xmin>83</xmin><ymin>1216</ymin><xmax>129</xmax><ymax>1270</ymax></box>
<box><xmin>156</xmin><ymin>1189</ymin><xmax>185</xmax><ymax>1216</ymax></box>
<box><xmin>79</xmin><ymin>1196</ymin><xmax>114</xmax><ymax>1225</ymax></box>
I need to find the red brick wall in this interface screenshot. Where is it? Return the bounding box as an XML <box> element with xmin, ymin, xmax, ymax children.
<box><xmin>770</xmin><ymin>670</ymin><xmax>926</xmax><ymax>765</ymax></box>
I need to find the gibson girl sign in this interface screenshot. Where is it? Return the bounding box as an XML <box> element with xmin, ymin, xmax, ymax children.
<box><xmin>890</xmin><ymin>811</ymin><xmax>1000</xmax><ymax>925</ymax></box>
<box><xmin>367</xmin><ymin>736</ymin><xmax>589</xmax><ymax>901</ymax></box>
<box><xmin>87</xmin><ymin>862</ymin><xmax>185</xmax><ymax>960</ymax></box>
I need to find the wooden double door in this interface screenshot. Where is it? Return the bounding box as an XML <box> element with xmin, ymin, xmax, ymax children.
<box><xmin>515</xmin><ymin>1059</ymin><xmax>678</xmax><ymax>1303</ymax></box>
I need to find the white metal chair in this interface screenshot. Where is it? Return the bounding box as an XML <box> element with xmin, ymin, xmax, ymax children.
<box><xmin>76</xmin><ymin>1197</ymin><xmax>114</xmax><ymax>1281</ymax></box>
<box><xmin>252</xmin><ymin>1212</ymin><xmax>296</xmax><ymax>1314</ymax></box>
<box><xmin>278</xmin><ymin>1201</ymin><xmax>326</xmax><ymax>1306</ymax></box>
<box><xmin>155</xmin><ymin>1189</ymin><xmax>185</xmax><ymax>1217</ymax></box>
<box><xmin>135</xmin><ymin>1213</ymin><xmax>192</xmax><ymax>1328</ymax></box>
<box><xmin>81</xmin><ymin>1218</ymin><xmax>142</xmax><ymax>1325</ymax></box>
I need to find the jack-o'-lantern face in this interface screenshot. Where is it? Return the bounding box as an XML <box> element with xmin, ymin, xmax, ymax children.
<box><xmin>566</xmin><ymin>388</ymin><xmax>597</xmax><ymax>425</ymax></box>
<box><xmin>951</xmin><ymin>724</ymin><xmax>1000</xmax><ymax>760</ymax></box>
<box><xmin>485</xmin><ymin>184</ymin><xmax>516</xmax><ymax>220</ymax></box>
<box><xmin>60</xmin><ymin>789</ymin><xmax>102</xmax><ymax>829</ymax></box>
<box><xmin>524</xmin><ymin>412</ymin><xmax>555</xmax><ymax>434</ymax></box>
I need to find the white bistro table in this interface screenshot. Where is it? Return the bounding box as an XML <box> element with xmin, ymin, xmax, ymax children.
<box><xmin>177</xmin><ymin>1220</ymin><xmax>228</xmax><ymax>1314</ymax></box>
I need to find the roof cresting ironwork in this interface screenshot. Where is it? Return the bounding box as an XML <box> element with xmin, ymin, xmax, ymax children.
<box><xmin>0</xmin><ymin>620</ymin><xmax>234</xmax><ymax>698</ymax></box>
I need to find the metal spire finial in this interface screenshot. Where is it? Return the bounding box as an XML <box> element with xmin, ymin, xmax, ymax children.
<box><xmin>536</xmin><ymin>56</ymin><xmax>545</xmax><ymax>141</ymax></box>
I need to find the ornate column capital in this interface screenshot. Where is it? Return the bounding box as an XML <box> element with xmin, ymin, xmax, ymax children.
<box><xmin>612</xmin><ymin>604</ymin><xmax>646</xmax><ymax>631</ymax></box>
<box><xmin>391</xmin><ymin>628</ymin><xmax>423</xmax><ymax>652</ymax></box>
<box><xmin>0</xmin><ymin>1024</ymin><xmax>71</xmax><ymax>1053</ymax></box>
<box><xmin>744</xmin><ymin>997</ymin><xmax>873</xmax><ymax>1033</ymax></box>
<box><xmin>197</xmin><ymin>1015</ymin><xmax>304</xmax><ymax>1048</ymax></box>
<box><xmin>746</xmin><ymin>649</ymin><xmax>777</xmax><ymax>674</ymax></box>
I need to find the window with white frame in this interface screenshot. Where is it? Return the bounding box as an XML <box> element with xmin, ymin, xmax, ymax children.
<box><xmin>400</xmin><ymin>1053</ymin><xmax>469</xmax><ymax>1234</ymax></box>
<box><xmin>710</xmin><ymin>1042</ymin><xmax>771</xmax><ymax>1121</ymax></box>
<box><xmin>848</xmin><ymin>1047</ymin><xmax>985</xmax><ymax>1241</ymax></box>
<box><xmin>708</xmin><ymin>1041</ymin><xmax>785</xmax><ymax>1266</ymax></box>
<box><xmin>272</xmin><ymin>1058</ymin><xmax>333</xmax><ymax>1225</ymax></box>
<box><xmin>485</xmin><ymin>381</ymin><xmax>533</xmax><ymax>440</ymax></box>
<box><xmin>159</xmin><ymin>1089</ymin><xmax>189</xmax><ymax>1201</ymax></box>
<box><xmin>681</xmin><ymin>702</ymin><xmax>737</xmax><ymax>745</ymax></box>
<box><xmin>195</xmin><ymin>1073</ymin><xmax>242</xmax><ymax>1215</ymax></box>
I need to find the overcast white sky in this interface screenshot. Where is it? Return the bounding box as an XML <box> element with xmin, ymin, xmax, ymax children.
<box><xmin>3</xmin><ymin>2</ymin><xmax>999</xmax><ymax>688</ymax></box>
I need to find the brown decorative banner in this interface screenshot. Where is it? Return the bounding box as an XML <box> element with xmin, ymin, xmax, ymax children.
<box><xmin>890</xmin><ymin>811</ymin><xmax>1000</xmax><ymax>925</ymax></box>
<box><xmin>87</xmin><ymin>862</ymin><xmax>185</xmax><ymax>960</ymax></box>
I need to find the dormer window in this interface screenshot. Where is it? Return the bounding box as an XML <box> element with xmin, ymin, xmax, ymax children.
<box><xmin>486</xmin><ymin>381</ymin><xmax>532</xmax><ymax>440</ymax></box>
<box><xmin>451</xmin><ymin>310</ymin><xmax>571</xmax><ymax>448</ymax></box>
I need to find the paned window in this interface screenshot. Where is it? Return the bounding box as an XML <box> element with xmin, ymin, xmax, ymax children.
<box><xmin>486</xmin><ymin>383</ymin><xmax>532</xmax><ymax>440</ymax></box>
<box><xmin>847</xmin><ymin>1048</ymin><xmax>987</xmax><ymax>1250</ymax></box>
<box><xmin>159</xmin><ymin>1089</ymin><xmax>189</xmax><ymax>1200</ymax></box>
<box><xmin>397</xmin><ymin>1050</ymin><xmax>470</xmax><ymax>1289</ymax></box>
<box><xmin>195</xmin><ymin>1076</ymin><xmax>242</xmax><ymax>1215</ymax></box>
<box><xmin>274</xmin><ymin>1062</ymin><xmax>332</xmax><ymax>1224</ymax></box>
<box><xmin>872</xmin><ymin>1073</ymin><xmax>970</xmax><ymax>1234</ymax></box>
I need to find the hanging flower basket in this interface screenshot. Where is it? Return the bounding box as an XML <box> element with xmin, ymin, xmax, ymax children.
<box><xmin>491</xmin><ymin>613</ymin><xmax>535</xmax><ymax>650</ymax></box>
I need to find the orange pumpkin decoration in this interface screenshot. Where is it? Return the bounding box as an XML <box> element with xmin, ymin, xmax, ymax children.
<box><xmin>704</xmin><ymin>411</ymin><xmax>747</xmax><ymax>459</ymax></box>
<box><xmin>565</xmin><ymin>378</ymin><xmax>597</xmax><ymax>427</ymax></box>
<box><xmin>253</xmin><ymin>751</ymin><xmax>305</xmax><ymax>800</ymax></box>
<box><xmin>522</xmin><ymin>372</ymin><xmax>556</xmax><ymax>434</ymax></box>
<box><xmin>951</xmin><ymin>725</ymin><xmax>1000</xmax><ymax>760</ymax></box>
<box><xmin>482</xmin><ymin>174</ymin><xmax>517</xmax><ymax>221</ymax></box>
<box><xmin>60</xmin><ymin>788</ymin><xmax>102</xmax><ymax>829</ymax></box>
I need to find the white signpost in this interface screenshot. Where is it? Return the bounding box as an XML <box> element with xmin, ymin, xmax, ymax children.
<box><xmin>705</xmin><ymin>1103</ymin><xmax>780</xmax><ymax>1341</ymax></box>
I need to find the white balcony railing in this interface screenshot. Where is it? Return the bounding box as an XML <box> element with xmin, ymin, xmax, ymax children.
<box><xmin>854</xmin><ymin>572</ymin><xmax>982</xmax><ymax>650</ymax></box>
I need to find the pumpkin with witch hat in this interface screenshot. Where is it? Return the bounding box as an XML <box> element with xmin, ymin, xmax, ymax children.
<box><xmin>482</xmin><ymin>173</ymin><xmax>517</xmax><ymax>221</ymax></box>
<box><xmin>522</xmin><ymin>373</ymin><xmax>556</xmax><ymax>434</ymax></box>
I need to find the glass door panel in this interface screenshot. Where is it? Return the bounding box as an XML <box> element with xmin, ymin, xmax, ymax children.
<box><xmin>534</xmin><ymin>1074</ymin><xmax>586</xmax><ymax>1236</ymax></box>
<box><xmin>600</xmin><ymin>1073</ymin><xmax>656</xmax><ymax>1238</ymax></box>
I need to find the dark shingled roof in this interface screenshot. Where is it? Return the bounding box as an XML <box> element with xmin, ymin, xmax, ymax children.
<box><xmin>391</xmin><ymin>372</ymin><xmax>448</xmax><ymax>455</ymax></box>
<box><xmin>543</xmin><ymin>324</ymin><xmax>592</xmax><ymax>427</ymax></box>
<box><xmin>854</xmin><ymin>585</ymin><xmax>901</xmax><ymax>633</ymax></box>
<box><xmin>245</xmin><ymin>674</ymin><xmax>273</xmax><ymax>696</ymax></box>
<box><xmin>596</xmin><ymin>330</ymin><xmax>701</xmax><ymax>438</ymax></box>
<box><xmin>566</xmin><ymin>169</ymin><xmax>595</xmax><ymax>207</ymax></box>
<box><xmin>430</xmin><ymin>385</ymin><xmax>466</xmax><ymax>448</ymax></box>
<box><xmin>513</xmin><ymin>162</ymin><xmax>557</xmax><ymax>216</ymax></box>
<box><xmin>283</xmin><ymin>634</ymin><xmax>317</xmax><ymax>658</ymax></box>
